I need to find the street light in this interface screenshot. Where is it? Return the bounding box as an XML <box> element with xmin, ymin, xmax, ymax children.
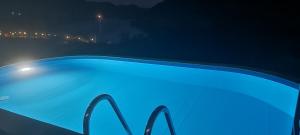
<box><xmin>96</xmin><ymin>13</ymin><xmax>104</xmax><ymax>42</ymax></box>
<box><xmin>96</xmin><ymin>14</ymin><xmax>103</xmax><ymax>22</ymax></box>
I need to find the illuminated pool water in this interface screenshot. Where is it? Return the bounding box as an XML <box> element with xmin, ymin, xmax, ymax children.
<box><xmin>0</xmin><ymin>56</ymin><xmax>299</xmax><ymax>135</ymax></box>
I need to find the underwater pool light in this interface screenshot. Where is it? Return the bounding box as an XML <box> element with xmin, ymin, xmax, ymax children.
<box><xmin>16</xmin><ymin>65</ymin><xmax>37</xmax><ymax>76</ymax></box>
<box><xmin>19</xmin><ymin>67</ymin><xmax>33</xmax><ymax>72</ymax></box>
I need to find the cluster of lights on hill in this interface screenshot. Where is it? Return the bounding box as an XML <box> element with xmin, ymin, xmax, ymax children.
<box><xmin>0</xmin><ymin>30</ymin><xmax>97</xmax><ymax>44</ymax></box>
<box><xmin>0</xmin><ymin>14</ymin><xmax>103</xmax><ymax>44</ymax></box>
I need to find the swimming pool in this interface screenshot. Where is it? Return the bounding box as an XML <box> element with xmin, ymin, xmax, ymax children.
<box><xmin>0</xmin><ymin>56</ymin><xmax>299</xmax><ymax>135</ymax></box>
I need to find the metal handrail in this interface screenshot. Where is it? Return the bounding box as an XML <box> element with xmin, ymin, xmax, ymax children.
<box><xmin>144</xmin><ymin>105</ymin><xmax>176</xmax><ymax>135</ymax></box>
<box><xmin>83</xmin><ymin>94</ymin><xmax>133</xmax><ymax>135</ymax></box>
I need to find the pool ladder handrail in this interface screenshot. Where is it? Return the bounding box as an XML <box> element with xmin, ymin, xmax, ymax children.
<box><xmin>144</xmin><ymin>105</ymin><xmax>176</xmax><ymax>135</ymax></box>
<box><xmin>83</xmin><ymin>94</ymin><xmax>176</xmax><ymax>135</ymax></box>
<box><xmin>83</xmin><ymin>94</ymin><xmax>133</xmax><ymax>135</ymax></box>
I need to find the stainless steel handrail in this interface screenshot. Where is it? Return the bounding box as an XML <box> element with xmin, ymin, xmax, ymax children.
<box><xmin>144</xmin><ymin>105</ymin><xmax>176</xmax><ymax>135</ymax></box>
<box><xmin>83</xmin><ymin>94</ymin><xmax>133</xmax><ymax>135</ymax></box>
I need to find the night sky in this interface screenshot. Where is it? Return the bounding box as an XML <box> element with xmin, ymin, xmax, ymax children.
<box><xmin>86</xmin><ymin>0</ymin><xmax>163</xmax><ymax>8</ymax></box>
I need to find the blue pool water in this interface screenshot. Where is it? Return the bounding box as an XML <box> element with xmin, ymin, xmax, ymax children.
<box><xmin>0</xmin><ymin>56</ymin><xmax>299</xmax><ymax>135</ymax></box>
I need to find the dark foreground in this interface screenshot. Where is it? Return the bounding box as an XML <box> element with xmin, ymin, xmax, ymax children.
<box><xmin>0</xmin><ymin>109</ymin><xmax>79</xmax><ymax>135</ymax></box>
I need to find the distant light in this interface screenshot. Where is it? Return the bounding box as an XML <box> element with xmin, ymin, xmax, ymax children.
<box><xmin>65</xmin><ymin>35</ymin><xmax>70</xmax><ymax>39</ymax></box>
<box><xmin>96</xmin><ymin>14</ymin><xmax>103</xmax><ymax>21</ymax></box>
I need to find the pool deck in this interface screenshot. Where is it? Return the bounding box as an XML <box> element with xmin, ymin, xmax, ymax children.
<box><xmin>0</xmin><ymin>109</ymin><xmax>79</xmax><ymax>135</ymax></box>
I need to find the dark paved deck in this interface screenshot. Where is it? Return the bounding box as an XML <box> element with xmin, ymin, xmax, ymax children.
<box><xmin>0</xmin><ymin>109</ymin><xmax>81</xmax><ymax>135</ymax></box>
